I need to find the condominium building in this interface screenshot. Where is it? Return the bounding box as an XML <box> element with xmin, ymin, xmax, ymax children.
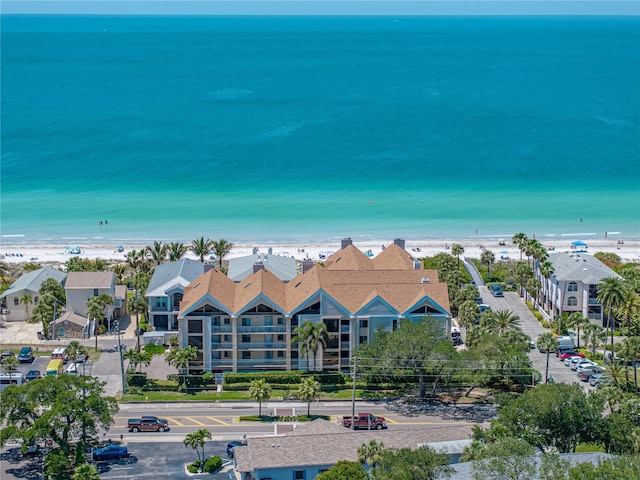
<box><xmin>177</xmin><ymin>239</ymin><xmax>451</xmax><ymax>373</ymax></box>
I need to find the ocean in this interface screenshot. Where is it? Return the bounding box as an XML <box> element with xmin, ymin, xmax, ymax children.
<box><xmin>2</xmin><ymin>15</ymin><xmax>639</xmax><ymax>246</ymax></box>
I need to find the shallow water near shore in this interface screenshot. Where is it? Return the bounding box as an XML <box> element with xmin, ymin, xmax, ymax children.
<box><xmin>2</xmin><ymin>15</ymin><xmax>639</xmax><ymax>244</ymax></box>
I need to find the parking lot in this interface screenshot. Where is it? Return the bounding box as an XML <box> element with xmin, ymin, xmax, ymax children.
<box><xmin>1</xmin><ymin>441</ymin><xmax>235</xmax><ymax>480</ymax></box>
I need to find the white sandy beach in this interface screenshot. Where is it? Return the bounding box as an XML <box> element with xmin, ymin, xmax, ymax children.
<box><xmin>1</xmin><ymin>238</ymin><xmax>638</xmax><ymax>267</ymax></box>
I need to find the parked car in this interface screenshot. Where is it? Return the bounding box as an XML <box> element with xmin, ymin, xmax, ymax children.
<box><xmin>490</xmin><ymin>285</ymin><xmax>504</xmax><ymax>297</ymax></box>
<box><xmin>25</xmin><ymin>370</ymin><xmax>41</xmax><ymax>381</ymax></box>
<box><xmin>51</xmin><ymin>347</ymin><xmax>68</xmax><ymax>363</ymax></box>
<box><xmin>65</xmin><ymin>362</ymin><xmax>78</xmax><ymax>375</ymax></box>
<box><xmin>226</xmin><ymin>440</ymin><xmax>245</xmax><ymax>458</ymax></box>
<box><xmin>18</xmin><ymin>347</ymin><xmax>34</xmax><ymax>363</ymax></box>
<box><xmin>589</xmin><ymin>373</ymin><xmax>611</xmax><ymax>388</ymax></box>
<box><xmin>1</xmin><ymin>350</ymin><xmax>15</xmax><ymax>363</ymax></box>
<box><xmin>577</xmin><ymin>362</ymin><xmax>603</xmax><ymax>375</ymax></box>
<box><xmin>564</xmin><ymin>355</ymin><xmax>583</xmax><ymax>367</ymax></box>
<box><xmin>559</xmin><ymin>351</ymin><xmax>585</xmax><ymax>361</ymax></box>
<box><xmin>578</xmin><ymin>365</ymin><xmax>606</xmax><ymax>381</ymax></box>
<box><xmin>128</xmin><ymin>416</ymin><xmax>169</xmax><ymax>432</ymax></box>
<box><xmin>92</xmin><ymin>445</ymin><xmax>128</xmax><ymax>461</ymax></box>
<box><xmin>571</xmin><ymin>359</ymin><xmax>596</xmax><ymax>371</ymax></box>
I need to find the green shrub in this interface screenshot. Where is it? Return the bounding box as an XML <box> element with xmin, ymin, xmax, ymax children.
<box><xmin>127</xmin><ymin>373</ymin><xmax>147</xmax><ymax>387</ymax></box>
<box><xmin>224</xmin><ymin>371</ymin><xmax>303</xmax><ymax>385</ymax></box>
<box><xmin>169</xmin><ymin>335</ymin><xmax>179</xmax><ymax>348</ymax></box>
<box><xmin>312</xmin><ymin>372</ymin><xmax>346</xmax><ymax>385</ymax></box>
<box><xmin>203</xmin><ymin>456</ymin><xmax>223</xmax><ymax>473</ymax></box>
<box><xmin>144</xmin><ymin>343</ymin><xmax>166</xmax><ymax>355</ymax></box>
<box><xmin>187</xmin><ymin>462</ymin><xmax>199</xmax><ymax>473</ymax></box>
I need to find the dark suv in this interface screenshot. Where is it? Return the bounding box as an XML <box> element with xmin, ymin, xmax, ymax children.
<box><xmin>490</xmin><ymin>285</ymin><xmax>504</xmax><ymax>297</ymax></box>
<box><xmin>226</xmin><ymin>440</ymin><xmax>245</xmax><ymax>458</ymax></box>
<box><xmin>18</xmin><ymin>347</ymin><xmax>34</xmax><ymax>363</ymax></box>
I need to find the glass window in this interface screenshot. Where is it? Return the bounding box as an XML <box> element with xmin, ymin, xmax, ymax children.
<box><xmin>242</xmin><ymin>351</ymin><xmax>251</xmax><ymax>359</ymax></box>
<box><xmin>224</xmin><ymin>317</ymin><xmax>230</xmax><ymax>325</ymax></box>
<box><xmin>242</xmin><ymin>318</ymin><xmax>251</xmax><ymax>326</ymax></box>
<box><xmin>277</xmin><ymin>335</ymin><xmax>284</xmax><ymax>341</ymax></box>
<box><xmin>278</xmin><ymin>317</ymin><xmax>285</xmax><ymax>325</ymax></box>
<box><xmin>93</xmin><ymin>288</ymin><xmax>99</xmax><ymax>296</ymax></box>
<box><xmin>277</xmin><ymin>351</ymin><xmax>284</xmax><ymax>357</ymax></box>
<box><xmin>265</xmin><ymin>316</ymin><xmax>273</xmax><ymax>326</ymax></box>
<box><xmin>188</xmin><ymin>336</ymin><xmax>203</xmax><ymax>349</ymax></box>
<box><xmin>294</xmin><ymin>471</ymin><xmax>305</xmax><ymax>480</ymax></box>
<box><xmin>359</xmin><ymin>336</ymin><xmax>368</xmax><ymax>344</ymax></box>
<box><xmin>211</xmin><ymin>316</ymin><xmax>220</xmax><ymax>326</ymax></box>
<box><xmin>242</xmin><ymin>335</ymin><xmax>251</xmax><ymax>343</ymax></box>
<box><xmin>568</xmin><ymin>297</ymin><xmax>578</xmax><ymax>307</ymax></box>
<box><xmin>34</xmin><ymin>297</ymin><xmax>39</xmax><ymax>304</ymax></box>
<box><xmin>266</xmin><ymin>351</ymin><xmax>273</xmax><ymax>359</ymax></box>
<box><xmin>359</xmin><ymin>319</ymin><xmax>368</xmax><ymax>328</ymax></box>
<box><xmin>568</xmin><ymin>282</ymin><xmax>578</xmax><ymax>292</ymax></box>
<box><xmin>188</xmin><ymin>319</ymin><xmax>203</xmax><ymax>334</ymax></box>
<box><xmin>13</xmin><ymin>298</ymin><xmax>19</xmax><ymax>306</ymax></box>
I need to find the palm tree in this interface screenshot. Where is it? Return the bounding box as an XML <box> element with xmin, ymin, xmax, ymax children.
<box><xmin>297</xmin><ymin>376</ymin><xmax>322</xmax><ymax>416</ymax></box>
<box><xmin>357</xmin><ymin>439</ymin><xmax>384</xmax><ymax>468</ymax></box>
<box><xmin>537</xmin><ymin>333</ymin><xmax>558</xmax><ymax>383</ymax></box>
<box><xmin>86</xmin><ymin>298</ymin><xmax>105</xmax><ymax>349</ymax></box>
<box><xmin>567</xmin><ymin>312</ymin><xmax>589</xmax><ymax>348</ymax></box>
<box><xmin>617</xmin><ymin>287</ymin><xmax>640</xmax><ymax>337</ymax></box>
<box><xmin>308</xmin><ymin>322</ymin><xmax>329</xmax><ymax>372</ymax></box>
<box><xmin>112</xmin><ymin>263</ymin><xmax>127</xmax><ymax>283</ymax></box>
<box><xmin>65</xmin><ymin>340</ymin><xmax>88</xmax><ymax>365</ymax></box>
<box><xmin>524</xmin><ymin>238</ymin><xmax>543</xmax><ymax>267</ymax></box>
<box><xmin>146</xmin><ymin>241</ymin><xmax>168</xmax><ymax>266</ymax></box>
<box><xmin>165</xmin><ymin>345</ymin><xmax>198</xmax><ymax>386</ymax></box>
<box><xmin>124</xmin><ymin>349</ymin><xmax>152</xmax><ymax>373</ymax></box>
<box><xmin>485</xmin><ymin>309</ymin><xmax>521</xmax><ymax>337</ymax></box>
<box><xmin>451</xmin><ymin>244</ymin><xmax>464</xmax><ymax>270</ymax></box>
<box><xmin>190</xmin><ymin>237</ymin><xmax>213</xmax><ymax>263</ymax></box>
<box><xmin>183</xmin><ymin>429</ymin><xmax>212</xmax><ymax>472</ymax></box>
<box><xmin>480</xmin><ymin>250</ymin><xmax>495</xmax><ymax>279</ymax></box>
<box><xmin>126</xmin><ymin>249</ymin><xmax>145</xmax><ymax>275</ymax></box>
<box><xmin>618</xmin><ymin>337</ymin><xmax>640</xmax><ymax>394</ymax></box>
<box><xmin>512</xmin><ymin>262</ymin><xmax>533</xmax><ymax>298</ymax></box>
<box><xmin>512</xmin><ymin>233</ymin><xmax>528</xmax><ymax>262</ymax></box>
<box><xmin>248</xmin><ymin>378</ymin><xmax>272</xmax><ymax>417</ymax></box>
<box><xmin>20</xmin><ymin>294</ymin><xmax>33</xmax><ymax>320</ymax></box>
<box><xmin>538</xmin><ymin>260</ymin><xmax>554</xmax><ymax>310</ymax></box>
<box><xmin>584</xmin><ymin>323</ymin><xmax>606</xmax><ymax>356</ymax></box>
<box><xmin>168</xmin><ymin>242</ymin><xmax>187</xmax><ymax>261</ymax></box>
<box><xmin>458</xmin><ymin>300</ymin><xmax>480</xmax><ymax>331</ymax></box>
<box><xmin>212</xmin><ymin>239</ymin><xmax>234</xmax><ymax>270</ymax></box>
<box><xmin>598</xmin><ymin>277</ymin><xmax>626</xmax><ymax>360</ymax></box>
<box><xmin>291</xmin><ymin>321</ymin><xmax>315</xmax><ymax>371</ymax></box>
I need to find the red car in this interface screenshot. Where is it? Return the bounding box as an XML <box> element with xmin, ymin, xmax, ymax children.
<box><xmin>559</xmin><ymin>351</ymin><xmax>585</xmax><ymax>361</ymax></box>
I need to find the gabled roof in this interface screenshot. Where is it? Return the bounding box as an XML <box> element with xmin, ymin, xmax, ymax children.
<box><xmin>180</xmin><ymin>268</ymin><xmax>237</xmax><ymax>315</ymax></box>
<box><xmin>65</xmin><ymin>271</ymin><xmax>114</xmax><ymax>289</ymax></box>
<box><xmin>235</xmin><ymin>423</ymin><xmax>473</xmax><ymax>472</ymax></box>
<box><xmin>2</xmin><ymin>267</ymin><xmax>66</xmax><ymax>297</ymax></box>
<box><xmin>179</xmin><ymin>243</ymin><xmax>450</xmax><ymax>318</ymax></box>
<box><xmin>56</xmin><ymin>311</ymin><xmax>90</xmax><ymax>328</ymax></box>
<box><xmin>548</xmin><ymin>252</ymin><xmax>622</xmax><ymax>284</ymax></box>
<box><xmin>146</xmin><ymin>259</ymin><xmax>210</xmax><ymax>297</ymax></box>
<box><xmin>372</xmin><ymin>243</ymin><xmax>421</xmax><ymax>270</ymax></box>
<box><xmin>234</xmin><ymin>269</ymin><xmax>288</xmax><ymax>314</ymax></box>
<box><xmin>228</xmin><ymin>254</ymin><xmax>297</xmax><ymax>282</ymax></box>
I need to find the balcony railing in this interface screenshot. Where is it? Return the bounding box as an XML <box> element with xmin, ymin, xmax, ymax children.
<box><xmin>237</xmin><ymin>326</ymin><xmax>286</xmax><ymax>333</ymax></box>
<box><xmin>236</xmin><ymin>358</ymin><xmax>287</xmax><ymax>367</ymax></box>
<box><xmin>211</xmin><ymin>342</ymin><xmax>233</xmax><ymax>350</ymax></box>
<box><xmin>237</xmin><ymin>342</ymin><xmax>287</xmax><ymax>350</ymax></box>
<box><xmin>341</xmin><ymin>342</ymin><xmax>351</xmax><ymax>350</ymax></box>
<box><xmin>340</xmin><ymin>325</ymin><xmax>350</xmax><ymax>333</ymax></box>
<box><xmin>149</xmin><ymin>304</ymin><xmax>179</xmax><ymax>312</ymax></box>
<box><xmin>211</xmin><ymin>326</ymin><xmax>233</xmax><ymax>333</ymax></box>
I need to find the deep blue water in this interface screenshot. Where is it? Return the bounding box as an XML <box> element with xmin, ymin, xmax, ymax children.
<box><xmin>2</xmin><ymin>15</ymin><xmax>639</xmax><ymax>245</ymax></box>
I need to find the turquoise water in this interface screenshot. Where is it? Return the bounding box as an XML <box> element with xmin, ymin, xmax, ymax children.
<box><xmin>2</xmin><ymin>15</ymin><xmax>639</xmax><ymax>245</ymax></box>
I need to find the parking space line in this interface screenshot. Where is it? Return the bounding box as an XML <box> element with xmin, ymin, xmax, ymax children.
<box><xmin>206</xmin><ymin>416</ymin><xmax>231</xmax><ymax>426</ymax></box>
<box><xmin>184</xmin><ymin>416</ymin><xmax>206</xmax><ymax>426</ymax></box>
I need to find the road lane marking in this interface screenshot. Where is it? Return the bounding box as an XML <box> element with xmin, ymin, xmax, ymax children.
<box><xmin>206</xmin><ymin>416</ymin><xmax>230</xmax><ymax>426</ymax></box>
<box><xmin>164</xmin><ymin>416</ymin><xmax>184</xmax><ymax>426</ymax></box>
<box><xmin>184</xmin><ymin>416</ymin><xmax>206</xmax><ymax>426</ymax></box>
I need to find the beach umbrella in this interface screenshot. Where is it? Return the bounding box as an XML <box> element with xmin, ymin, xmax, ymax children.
<box><xmin>571</xmin><ymin>240</ymin><xmax>587</xmax><ymax>247</ymax></box>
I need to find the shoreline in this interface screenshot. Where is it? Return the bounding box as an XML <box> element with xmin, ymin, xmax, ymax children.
<box><xmin>1</xmin><ymin>237</ymin><xmax>638</xmax><ymax>266</ymax></box>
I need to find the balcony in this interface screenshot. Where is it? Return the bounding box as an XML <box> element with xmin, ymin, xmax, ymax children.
<box><xmin>340</xmin><ymin>325</ymin><xmax>350</xmax><ymax>333</ymax></box>
<box><xmin>237</xmin><ymin>326</ymin><xmax>286</xmax><ymax>333</ymax></box>
<box><xmin>211</xmin><ymin>342</ymin><xmax>233</xmax><ymax>350</ymax></box>
<box><xmin>237</xmin><ymin>342</ymin><xmax>287</xmax><ymax>350</ymax></box>
<box><xmin>587</xmin><ymin>298</ymin><xmax>601</xmax><ymax>305</ymax></box>
<box><xmin>341</xmin><ymin>342</ymin><xmax>351</xmax><ymax>350</ymax></box>
<box><xmin>211</xmin><ymin>326</ymin><xmax>233</xmax><ymax>333</ymax></box>
<box><xmin>236</xmin><ymin>358</ymin><xmax>287</xmax><ymax>368</ymax></box>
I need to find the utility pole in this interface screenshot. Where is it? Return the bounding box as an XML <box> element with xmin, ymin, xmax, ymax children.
<box><xmin>116</xmin><ymin>321</ymin><xmax>127</xmax><ymax>394</ymax></box>
<box><xmin>351</xmin><ymin>356</ymin><xmax>357</xmax><ymax>430</ymax></box>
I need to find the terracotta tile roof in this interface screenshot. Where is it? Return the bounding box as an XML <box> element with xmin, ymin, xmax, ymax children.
<box><xmin>179</xmin><ymin>246</ymin><xmax>450</xmax><ymax>317</ymax></box>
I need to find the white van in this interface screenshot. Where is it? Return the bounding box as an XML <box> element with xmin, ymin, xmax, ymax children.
<box><xmin>65</xmin><ymin>362</ymin><xmax>78</xmax><ymax>375</ymax></box>
<box><xmin>0</xmin><ymin>372</ymin><xmax>24</xmax><ymax>391</ymax></box>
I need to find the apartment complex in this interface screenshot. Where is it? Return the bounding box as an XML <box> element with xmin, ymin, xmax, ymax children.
<box><xmin>177</xmin><ymin>239</ymin><xmax>451</xmax><ymax>373</ymax></box>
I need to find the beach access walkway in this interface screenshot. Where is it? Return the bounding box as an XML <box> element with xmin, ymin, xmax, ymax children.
<box><xmin>462</xmin><ymin>256</ymin><xmax>484</xmax><ymax>287</ymax></box>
